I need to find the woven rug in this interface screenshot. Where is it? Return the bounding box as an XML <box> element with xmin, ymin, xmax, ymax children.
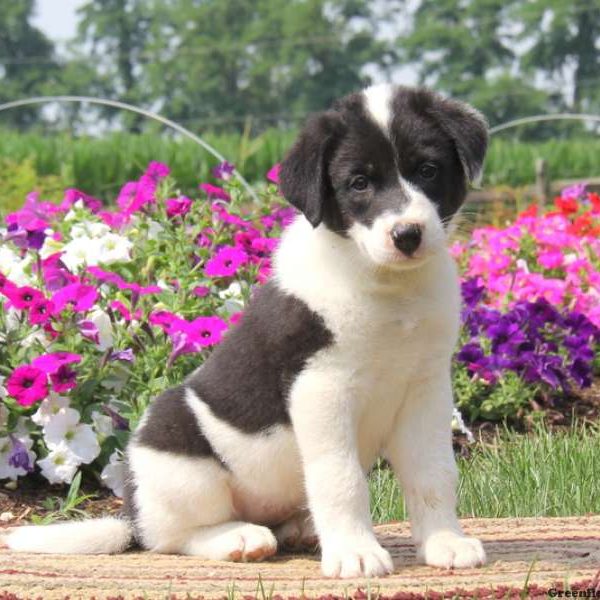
<box><xmin>1</xmin><ymin>516</ymin><xmax>599</xmax><ymax>599</ymax></box>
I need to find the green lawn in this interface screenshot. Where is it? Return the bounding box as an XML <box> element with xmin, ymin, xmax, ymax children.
<box><xmin>369</xmin><ymin>423</ymin><xmax>600</xmax><ymax>523</ymax></box>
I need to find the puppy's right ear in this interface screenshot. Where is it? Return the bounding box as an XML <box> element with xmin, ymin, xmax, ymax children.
<box><xmin>279</xmin><ymin>111</ymin><xmax>345</xmax><ymax>227</ymax></box>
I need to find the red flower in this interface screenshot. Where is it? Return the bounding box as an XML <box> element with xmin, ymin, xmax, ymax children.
<box><xmin>518</xmin><ymin>204</ymin><xmax>538</xmax><ymax>219</ymax></box>
<box><xmin>554</xmin><ymin>196</ymin><xmax>579</xmax><ymax>215</ymax></box>
<box><xmin>6</xmin><ymin>365</ymin><xmax>49</xmax><ymax>407</ymax></box>
<box><xmin>588</xmin><ymin>192</ymin><xmax>600</xmax><ymax>214</ymax></box>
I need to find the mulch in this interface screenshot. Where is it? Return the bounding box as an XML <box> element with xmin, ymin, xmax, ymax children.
<box><xmin>0</xmin><ymin>516</ymin><xmax>599</xmax><ymax>599</ymax></box>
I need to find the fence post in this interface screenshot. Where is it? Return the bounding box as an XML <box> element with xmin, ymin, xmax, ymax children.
<box><xmin>535</xmin><ymin>157</ymin><xmax>549</xmax><ymax>207</ymax></box>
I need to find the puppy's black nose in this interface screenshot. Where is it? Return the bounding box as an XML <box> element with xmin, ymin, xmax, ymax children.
<box><xmin>390</xmin><ymin>223</ymin><xmax>422</xmax><ymax>256</ymax></box>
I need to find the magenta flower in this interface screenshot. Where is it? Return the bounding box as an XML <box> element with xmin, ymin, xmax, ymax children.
<box><xmin>4</xmin><ymin>286</ymin><xmax>45</xmax><ymax>310</ymax></box>
<box><xmin>266</xmin><ymin>163</ymin><xmax>281</xmax><ymax>184</ymax></box>
<box><xmin>110</xmin><ymin>300</ymin><xmax>132</xmax><ymax>321</ymax></box>
<box><xmin>60</xmin><ymin>189</ymin><xmax>103</xmax><ymax>213</ymax></box>
<box><xmin>192</xmin><ymin>285</ymin><xmax>210</xmax><ymax>298</ymax></box>
<box><xmin>42</xmin><ymin>254</ymin><xmax>77</xmax><ymax>291</ymax></box>
<box><xmin>205</xmin><ymin>246</ymin><xmax>248</xmax><ymax>277</ymax></box>
<box><xmin>79</xmin><ymin>320</ymin><xmax>100</xmax><ymax>344</ymax></box>
<box><xmin>200</xmin><ymin>183</ymin><xmax>230</xmax><ymax>201</ymax></box>
<box><xmin>167</xmin><ymin>315</ymin><xmax>228</xmax><ymax>363</ymax></box>
<box><xmin>149</xmin><ymin>310</ymin><xmax>183</xmax><ymax>332</ymax></box>
<box><xmin>87</xmin><ymin>267</ymin><xmax>161</xmax><ymax>296</ymax></box>
<box><xmin>32</xmin><ymin>352</ymin><xmax>82</xmax><ymax>374</ymax></box>
<box><xmin>29</xmin><ymin>299</ymin><xmax>56</xmax><ymax>325</ymax></box>
<box><xmin>165</xmin><ymin>196</ymin><xmax>192</xmax><ymax>218</ymax></box>
<box><xmin>0</xmin><ymin>272</ymin><xmax>17</xmax><ymax>297</ymax></box>
<box><xmin>52</xmin><ymin>283</ymin><xmax>98</xmax><ymax>313</ymax></box>
<box><xmin>188</xmin><ymin>316</ymin><xmax>228</xmax><ymax>346</ymax></box>
<box><xmin>50</xmin><ymin>364</ymin><xmax>78</xmax><ymax>393</ymax></box>
<box><xmin>6</xmin><ymin>365</ymin><xmax>49</xmax><ymax>407</ymax></box>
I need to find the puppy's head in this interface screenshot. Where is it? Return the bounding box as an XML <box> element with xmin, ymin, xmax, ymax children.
<box><xmin>279</xmin><ymin>84</ymin><xmax>488</xmax><ymax>270</ymax></box>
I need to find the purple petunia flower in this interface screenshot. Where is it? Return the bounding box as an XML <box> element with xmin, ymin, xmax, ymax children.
<box><xmin>110</xmin><ymin>348</ymin><xmax>135</xmax><ymax>362</ymax></box>
<box><xmin>461</xmin><ymin>278</ymin><xmax>486</xmax><ymax>309</ymax></box>
<box><xmin>8</xmin><ymin>436</ymin><xmax>34</xmax><ymax>473</ymax></box>
<box><xmin>212</xmin><ymin>161</ymin><xmax>235</xmax><ymax>181</ymax></box>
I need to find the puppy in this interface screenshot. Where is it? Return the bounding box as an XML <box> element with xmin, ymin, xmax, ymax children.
<box><xmin>3</xmin><ymin>84</ymin><xmax>488</xmax><ymax>578</ymax></box>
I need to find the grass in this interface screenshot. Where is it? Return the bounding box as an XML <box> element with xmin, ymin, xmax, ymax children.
<box><xmin>369</xmin><ymin>422</ymin><xmax>600</xmax><ymax>523</ymax></box>
<box><xmin>1</xmin><ymin>130</ymin><xmax>600</xmax><ymax>212</ymax></box>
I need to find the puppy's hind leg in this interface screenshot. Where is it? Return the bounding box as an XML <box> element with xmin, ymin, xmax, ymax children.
<box><xmin>128</xmin><ymin>444</ymin><xmax>277</xmax><ymax>561</ymax></box>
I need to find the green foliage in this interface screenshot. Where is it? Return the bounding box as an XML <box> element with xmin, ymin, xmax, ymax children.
<box><xmin>369</xmin><ymin>423</ymin><xmax>600</xmax><ymax>522</ymax></box>
<box><xmin>0</xmin><ymin>0</ymin><xmax>61</xmax><ymax>128</ymax></box>
<box><xmin>2</xmin><ymin>130</ymin><xmax>600</xmax><ymax>212</ymax></box>
<box><xmin>515</xmin><ymin>0</ymin><xmax>600</xmax><ymax>112</ymax></box>
<box><xmin>71</xmin><ymin>0</ymin><xmax>398</xmax><ymax>132</ymax></box>
<box><xmin>453</xmin><ymin>365</ymin><xmax>538</xmax><ymax>422</ymax></box>
<box><xmin>30</xmin><ymin>472</ymin><xmax>97</xmax><ymax>524</ymax></box>
<box><xmin>0</xmin><ymin>157</ymin><xmax>71</xmax><ymax>215</ymax></box>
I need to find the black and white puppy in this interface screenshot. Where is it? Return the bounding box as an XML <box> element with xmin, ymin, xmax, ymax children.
<box><xmin>4</xmin><ymin>84</ymin><xmax>488</xmax><ymax>578</ymax></box>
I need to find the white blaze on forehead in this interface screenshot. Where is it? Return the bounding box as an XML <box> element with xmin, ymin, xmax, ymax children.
<box><xmin>363</xmin><ymin>84</ymin><xmax>394</xmax><ymax>136</ymax></box>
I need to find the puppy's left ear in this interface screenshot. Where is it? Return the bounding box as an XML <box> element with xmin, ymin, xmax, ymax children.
<box><xmin>431</xmin><ymin>96</ymin><xmax>489</xmax><ymax>186</ymax></box>
<box><xmin>279</xmin><ymin>110</ymin><xmax>345</xmax><ymax>227</ymax></box>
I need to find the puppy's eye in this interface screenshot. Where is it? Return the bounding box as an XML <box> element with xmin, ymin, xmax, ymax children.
<box><xmin>418</xmin><ymin>163</ymin><xmax>438</xmax><ymax>180</ymax></box>
<box><xmin>350</xmin><ymin>175</ymin><xmax>369</xmax><ymax>191</ymax></box>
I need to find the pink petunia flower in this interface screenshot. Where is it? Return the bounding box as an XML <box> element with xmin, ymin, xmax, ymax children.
<box><xmin>192</xmin><ymin>285</ymin><xmax>210</xmax><ymax>298</ymax></box>
<box><xmin>200</xmin><ymin>183</ymin><xmax>230</xmax><ymax>201</ymax></box>
<box><xmin>60</xmin><ymin>189</ymin><xmax>103</xmax><ymax>213</ymax></box>
<box><xmin>110</xmin><ymin>300</ymin><xmax>132</xmax><ymax>321</ymax></box>
<box><xmin>52</xmin><ymin>284</ymin><xmax>99</xmax><ymax>313</ymax></box>
<box><xmin>4</xmin><ymin>286</ymin><xmax>45</xmax><ymax>310</ymax></box>
<box><xmin>187</xmin><ymin>316</ymin><xmax>228</xmax><ymax>346</ymax></box>
<box><xmin>167</xmin><ymin>316</ymin><xmax>228</xmax><ymax>363</ymax></box>
<box><xmin>6</xmin><ymin>365</ymin><xmax>49</xmax><ymax>406</ymax></box>
<box><xmin>165</xmin><ymin>196</ymin><xmax>192</xmax><ymax>218</ymax></box>
<box><xmin>50</xmin><ymin>364</ymin><xmax>78</xmax><ymax>393</ymax></box>
<box><xmin>266</xmin><ymin>163</ymin><xmax>281</xmax><ymax>184</ymax></box>
<box><xmin>205</xmin><ymin>246</ymin><xmax>248</xmax><ymax>277</ymax></box>
<box><xmin>29</xmin><ymin>298</ymin><xmax>56</xmax><ymax>325</ymax></box>
<box><xmin>0</xmin><ymin>272</ymin><xmax>17</xmax><ymax>297</ymax></box>
<box><xmin>32</xmin><ymin>352</ymin><xmax>82</xmax><ymax>375</ymax></box>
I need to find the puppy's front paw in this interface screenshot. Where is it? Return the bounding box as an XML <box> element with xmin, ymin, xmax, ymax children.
<box><xmin>419</xmin><ymin>531</ymin><xmax>486</xmax><ymax>569</ymax></box>
<box><xmin>321</xmin><ymin>536</ymin><xmax>394</xmax><ymax>578</ymax></box>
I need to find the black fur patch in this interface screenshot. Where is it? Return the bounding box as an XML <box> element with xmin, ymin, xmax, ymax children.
<box><xmin>136</xmin><ymin>385</ymin><xmax>218</xmax><ymax>456</ymax></box>
<box><xmin>186</xmin><ymin>280</ymin><xmax>334</xmax><ymax>433</ymax></box>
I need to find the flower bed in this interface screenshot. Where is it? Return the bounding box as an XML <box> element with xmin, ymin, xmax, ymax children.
<box><xmin>0</xmin><ymin>165</ymin><xmax>598</xmax><ymax>495</ymax></box>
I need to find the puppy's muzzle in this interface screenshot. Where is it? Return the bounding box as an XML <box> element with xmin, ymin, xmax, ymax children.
<box><xmin>390</xmin><ymin>223</ymin><xmax>422</xmax><ymax>257</ymax></box>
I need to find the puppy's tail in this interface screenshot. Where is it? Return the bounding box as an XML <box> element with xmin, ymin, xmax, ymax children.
<box><xmin>1</xmin><ymin>517</ymin><xmax>133</xmax><ymax>554</ymax></box>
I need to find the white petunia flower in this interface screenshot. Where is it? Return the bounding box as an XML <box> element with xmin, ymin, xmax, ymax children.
<box><xmin>96</xmin><ymin>233</ymin><xmax>133</xmax><ymax>265</ymax></box>
<box><xmin>45</xmin><ymin>421</ymin><xmax>100</xmax><ymax>465</ymax></box>
<box><xmin>71</xmin><ymin>222</ymin><xmax>110</xmax><ymax>239</ymax></box>
<box><xmin>38</xmin><ymin>442</ymin><xmax>80</xmax><ymax>485</ymax></box>
<box><xmin>91</xmin><ymin>411</ymin><xmax>113</xmax><ymax>438</ymax></box>
<box><xmin>218</xmin><ymin>281</ymin><xmax>243</xmax><ymax>300</ymax></box>
<box><xmin>88</xmin><ymin>308</ymin><xmax>114</xmax><ymax>350</ymax></box>
<box><xmin>61</xmin><ymin>236</ymin><xmax>101</xmax><ymax>271</ymax></box>
<box><xmin>146</xmin><ymin>220</ymin><xmax>164</xmax><ymax>240</ymax></box>
<box><xmin>100</xmin><ymin>450</ymin><xmax>126</xmax><ymax>498</ymax></box>
<box><xmin>32</xmin><ymin>394</ymin><xmax>77</xmax><ymax>428</ymax></box>
<box><xmin>0</xmin><ymin>247</ymin><xmax>34</xmax><ymax>285</ymax></box>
